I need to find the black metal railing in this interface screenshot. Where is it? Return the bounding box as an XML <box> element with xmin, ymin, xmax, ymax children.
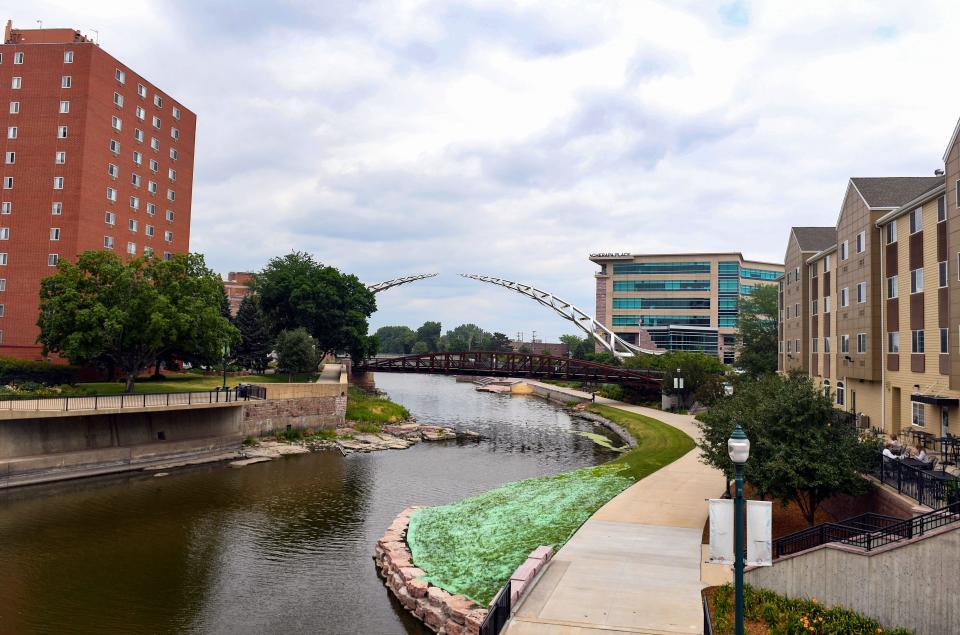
<box><xmin>0</xmin><ymin>385</ymin><xmax>267</xmax><ymax>412</ymax></box>
<box><xmin>774</xmin><ymin>512</ymin><xmax>903</xmax><ymax>557</ymax></box>
<box><xmin>775</xmin><ymin>505</ymin><xmax>960</xmax><ymax>557</ymax></box>
<box><xmin>480</xmin><ymin>580</ymin><xmax>511</xmax><ymax>635</ymax></box>
<box><xmin>702</xmin><ymin>591</ymin><xmax>714</xmax><ymax>635</ymax></box>
<box><xmin>875</xmin><ymin>456</ymin><xmax>960</xmax><ymax>509</ymax></box>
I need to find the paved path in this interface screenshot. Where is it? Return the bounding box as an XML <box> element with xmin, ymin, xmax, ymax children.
<box><xmin>505</xmin><ymin>402</ymin><xmax>725</xmax><ymax>635</ymax></box>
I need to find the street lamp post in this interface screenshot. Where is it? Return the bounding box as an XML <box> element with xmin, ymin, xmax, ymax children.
<box><xmin>727</xmin><ymin>424</ymin><xmax>750</xmax><ymax>635</ymax></box>
<box><xmin>221</xmin><ymin>343</ymin><xmax>229</xmax><ymax>390</ymax></box>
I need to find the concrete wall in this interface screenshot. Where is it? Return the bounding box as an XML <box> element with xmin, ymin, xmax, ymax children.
<box><xmin>243</xmin><ymin>394</ymin><xmax>346</xmax><ymax>433</ymax></box>
<box><xmin>746</xmin><ymin>525</ymin><xmax>960</xmax><ymax>635</ymax></box>
<box><xmin>251</xmin><ymin>381</ymin><xmax>346</xmax><ymax>400</ymax></box>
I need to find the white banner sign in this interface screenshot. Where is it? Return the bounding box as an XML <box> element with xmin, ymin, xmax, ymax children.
<box><xmin>708</xmin><ymin>499</ymin><xmax>734</xmax><ymax>564</ymax></box>
<box><xmin>707</xmin><ymin>498</ymin><xmax>773</xmax><ymax>566</ymax></box>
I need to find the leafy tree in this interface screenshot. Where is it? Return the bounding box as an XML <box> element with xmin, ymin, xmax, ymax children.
<box><xmin>220</xmin><ymin>286</ymin><xmax>232</xmax><ymax>321</ymax></box>
<box><xmin>374</xmin><ymin>325</ymin><xmax>417</xmax><ymax>354</ymax></box>
<box><xmin>560</xmin><ymin>334</ymin><xmax>596</xmax><ymax>359</ymax></box>
<box><xmin>411</xmin><ymin>341</ymin><xmax>429</xmax><ymax>354</ymax></box>
<box><xmin>441</xmin><ymin>324</ymin><xmax>490</xmax><ymax>352</ymax></box>
<box><xmin>253</xmin><ymin>252</ymin><xmax>376</xmax><ymax>362</ymax></box>
<box><xmin>624</xmin><ymin>350</ymin><xmax>727</xmax><ymax>406</ymax></box>
<box><xmin>37</xmin><ymin>251</ymin><xmax>237</xmax><ymax>392</ymax></box>
<box><xmin>234</xmin><ymin>296</ymin><xmax>272</xmax><ymax>373</ymax></box>
<box><xmin>275</xmin><ymin>328</ymin><xmax>319</xmax><ymax>381</ymax></box>
<box><xmin>416</xmin><ymin>321</ymin><xmax>442</xmax><ymax>352</ymax></box>
<box><xmin>736</xmin><ymin>284</ymin><xmax>779</xmax><ymax>377</ymax></box>
<box><xmin>695</xmin><ymin>373</ymin><xmax>878</xmax><ymax>525</ymax></box>
<box><xmin>490</xmin><ymin>332</ymin><xmax>512</xmax><ymax>351</ymax></box>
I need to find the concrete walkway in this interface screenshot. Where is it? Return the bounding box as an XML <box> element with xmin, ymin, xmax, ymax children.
<box><xmin>505</xmin><ymin>402</ymin><xmax>726</xmax><ymax>635</ymax></box>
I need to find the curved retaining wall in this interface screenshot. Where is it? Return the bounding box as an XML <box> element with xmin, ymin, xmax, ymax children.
<box><xmin>374</xmin><ymin>507</ymin><xmax>555</xmax><ymax>634</ymax></box>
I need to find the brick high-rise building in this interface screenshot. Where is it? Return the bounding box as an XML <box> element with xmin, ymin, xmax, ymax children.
<box><xmin>0</xmin><ymin>21</ymin><xmax>196</xmax><ymax>359</ymax></box>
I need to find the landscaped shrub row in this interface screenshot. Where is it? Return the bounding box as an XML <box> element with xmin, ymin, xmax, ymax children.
<box><xmin>0</xmin><ymin>357</ymin><xmax>79</xmax><ymax>387</ymax></box>
<box><xmin>709</xmin><ymin>583</ymin><xmax>912</xmax><ymax>634</ymax></box>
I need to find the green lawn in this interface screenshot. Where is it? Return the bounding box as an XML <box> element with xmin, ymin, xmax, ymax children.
<box><xmin>406</xmin><ymin>405</ymin><xmax>695</xmax><ymax>604</ymax></box>
<box><xmin>72</xmin><ymin>372</ymin><xmax>319</xmax><ymax>395</ymax></box>
<box><xmin>345</xmin><ymin>386</ymin><xmax>411</xmax><ymax>425</ymax></box>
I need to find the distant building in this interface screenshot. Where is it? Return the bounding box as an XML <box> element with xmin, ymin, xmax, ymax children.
<box><xmin>590</xmin><ymin>252</ymin><xmax>783</xmax><ymax>362</ymax></box>
<box><xmin>224</xmin><ymin>271</ymin><xmax>253</xmax><ymax>315</ymax></box>
<box><xmin>0</xmin><ymin>20</ymin><xmax>196</xmax><ymax>359</ymax></box>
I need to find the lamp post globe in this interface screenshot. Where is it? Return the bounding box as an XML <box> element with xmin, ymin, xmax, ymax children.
<box><xmin>728</xmin><ymin>423</ymin><xmax>749</xmax><ymax>635</ymax></box>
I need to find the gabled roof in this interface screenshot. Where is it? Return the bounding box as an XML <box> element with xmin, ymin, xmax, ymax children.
<box><xmin>944</xmin><ymin>114</ymin><xmax>960</xmax><ymax>162</ymax></box>
<box><xmin>849</xmin><ymin>177</ymin><xmax>944</xmax><ymax>209</ymax></box>
<box><xmin>791</xmin><ymin>227</ymin><xmax>836</xmax><ymax>253</ymax></box>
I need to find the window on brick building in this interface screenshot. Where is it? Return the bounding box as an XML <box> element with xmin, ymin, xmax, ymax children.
<box><xmin>7</xmin><ymin>127</ymin><xmax>16</xmax><ymax>139</ymax></box>
<box><xmin>13</xmin><ymin>52</ymin><xmax>24</xmax><ymax>64</ymax></box>
<box><xmin>154</xmin><ymin>95</ymin><xmax>163</xmax><ymax>108</ymax></box>
<box><xmin>130</xmin><ymin>196</ymin><xmax>140</xmax><ymax>210</ymax></box>
<box><xmin>137</xmin><ymin>84</ymin><xmax>147</xmax><ymax>98</ymax></box>
<box><xmin>53</xmin><ymin>177</ymin><xmax>64</xmax><ymax>190</ymax></box>
<box><xmin>104</xmin><ymin>212</ymin><xmax>116</xmax><ymax>226</ymax></box>
<box><xmin>108</xmin><ymin>163</ymin><xmax>118</xmax><ymax>178</ymax></box>
<box><xmin>149</xmin><ymin>159</ymin><xmax>159</xmax><ymax>172</ymax></box>
<box><xmin>103</xmin><ymin>236</ymin><xmax>114</xmax><ymax>249</ymax></box>
<box><xmin>152</xmin><ymin>115</ymin><xmax>161</xmax><ymax>129</ymax></box>
<box><xmin>57</xmin><ymin>126</ymin><xmax>67</xmax><ymax>138</ymax></box>
<box><xmin>127</xmin><ymin>242</ymin><xmax>136</xmax><ymax>255</ymax></box>
<box><xmin>0</xmin><ymin>253</ymin><xmax>7</xmax><ymax>265</ymax></box>
<box><xmin>163</xmin><ymin>252</ymin><xmax>172</xmax><ymax>261</ymax></box>
<box><xmin>9</xmin><ymin>101</ymin><xmax>19</xmax><ymax>114</ymax></box>
<box><xmin>0</xmin><ymin>228</ymin><xmax>8</xmax><ymax>240</ymax></box>
<box><xmin>51</xmin><ymin>202</ymin><xmax>62</xmax><ymax>215</ymax></box>
<box><xmin>0</xmin><ymin>279</ymin><xmax>5</xmax><ymax>291</ymax></box>
<box><xmin>128</xmin><ymin>219</ymin><xmax>138</xmax><ymax>232</ymax></box>
<box><xmin>11</xmin><ymin>77</ymin><xmax>21</xmax><ymax>89</ymax></box>
<box><xmin>150</xmin><ymin>138</ymin><xmax>160</xmax><ymax>151</ymax></box>
<box><xmin>3</xmin><ymin>177</ymin><xmax>12</xmax><ymax>189</ymax></box>
<box><xmin>133</xmin><ymin>151</ymin><xmax>142</xmax><ymax>166</ymax></box>
<box><xmin>111</xmin><ymin>116</ymin><xmax>122</xmax><ymax>131</ymax></box>
<box><xmin>148</xmin><ymin>181</ymin><xmax>157</xmax><ymax>193</ymax></box>
<box><xmin>146</xmin><ymin>224</ymin><xmax>155</xmax><ymax>237</ymax></box>
<box><xmin>136</xmin><ymin>106</ymin><xmax>145</xmax><ymax>120</ymax></box>
<box><xmin>110</xmin><ymin>139</ymin><xmax>120</xmax><ymax>153</ymax></box>
<box><xmin>134</xmin><ymin>128</ymin><xmax>144</xmax><ymax>142</ymax></box>
<box><xmin>131</xmin><ymin>173</ymin><xmax>141</xmax><ymax>187</ymax></box>
<box><xmin>61</xmin><ymin>76</ymin><xmax>71</xmax><ymax>88</ymax></box>
<box><xmin>47</xmin><ymin>254</ymin><xmax>58</xmax><ymax>267</ymax></box>
<box><xmin>55</xmin><ymin>151</ymin><xmax>65</xmax><ymax>164</ymax></box>
<box><xmin>115</xmin><ymin>69</ymin><xmax>125</xmax><ymax>84</ymax></box>
<box><xmin>146</xmin><ymin>203</ymin><xmax>156</xmax><ymax>216</ymax></box>
<box><xmin>168</xmin><ymin>168</ymin><xmax>176</xmax><ymax>181</ymax></box>
<box><xmin>107</xmin><ymin>187</ymin><xmax>117</xmax><ymax>202</ymax></box>
<box><xmin>169</xmin><ymin>148</ymin><xmax>178</xmax><ymax>160</ymax></box>
<box><xmin>172</xmin><ymin>106</ymin><xmax>181</xmax><ymax>120</ymax></box>
<box><xmin>64</xmin><ymin>51</ymin><xmax>73</xmax><ymax>63</ymax></box>
<box><xmin>171</xmin><ymin>127</ymin><xmax>179</xmax><ymax>140</ymax></box>
<box><xmin>50</xmin><ymin>228</ymin><xmax>60</xmax><ymax>241</ymax></box>
<box><xmin>1</xmin><ymin>203</ymin><xmax>10</xmax><ymax>215</ymax></box>
<box><xmin>4</xmin><ymin>152</ymin><xmax>13</xmax><ymax>165</ymax></box>
<box><xmin>164</xmin><ymin>230</ymin><xmax>173</xmax><ymax>242</ymax></box>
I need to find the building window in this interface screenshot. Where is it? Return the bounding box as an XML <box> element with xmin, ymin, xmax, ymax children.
<box><xmin>172</xmin><ymin>106</ymin><xmax>181</xmax><ymax>120</ymax></box>
<box><xmin>57</xmin><ymin>126</ymin><xmax>68</xmax><ymax>139</ymax></box>
<box><xmin>51</xmin><ymin>202</ymin><xmax>62</xmax><ymax>215</ymax></box>
<box><xmin>49</xmin><ymin>228</ymin><xmax>60</xmax><ymax>241</ymax></box>
<box><xmin>152</xmin><ymin>115</ymin><xmax>161</xmax><ymax>129</ymax></box>
<box><xmin>941</xmin><ymin>328</ymin><xmax>949</xmax><ymax>354</ymax></box>
<box><xmin>148</xmin><ymin>181</ymin><xmax>157</xmax><ymax>194</ymax></box>
<box><xmin>13</xmin><ymin>52</ymin><xmax>24</xmax><ymax>64</ymax></box>
<box><xmin>824</xmin><ymin>337</ymin><xmax>831</xmax><ymax>353</ymax></box>
<box><xmin>164</xmin><ymin>230</ymin><xmax>173</xmax><ymax>242</ymax></box>
<box><xmin>886</xmin><ymin>275</ymin><xmax>898</xmax><ymax>299</ymax></box>
<box><xmin>127</xmin><ymin>242</ymin><xmax>136</xmax><ymax>255</ymax></box>
<box><xmin>151</xmin><ymin>138</ymin><xmax>160</xmax><ymax>151</ymax></box>
<box><xmin>130</xmin><ymin>196</ymin><xmax>140</xmax><ymax>210</ymax></box>
<box><xmin>131</xmin><ymin>173</ymin><xmax>141</xmax><ymax>187</ymax></box>
<box><xmin>824</xmin><ymin>296</ymin><xmax>831</xmax><ymax>313</ymax></box>
<box><xmin>823</xmin><ymin>379</ymin><xmax>830</xmax><ymax>398</ymax></box>
<box><xmin>135</xmin><ymin>106</ymin><xmax>145</xmax><ymax>121</ymax></box>
<box><xmin>11</xmin><ymin>77</ymin><xmax>22</xmax><ymax>90</ymax></box>
<box><xmin>856</xmin><ymin>231</ymin><xmax>865</xmax><ymax>253</ymax></box>
<box><xmin>111</xmin><ymin>116</ymin><xmax>122</xmax><ymax>131</ymax></box>
<box><xmin>857</xmin><ymin>282</ymin><xmax>866</xmax><ymax>303</ymax></box>
<box><xmin>786</xmin><ymin>340</ymin><xmax>792</xmax><ymax>353</ymax></box>
<box><xmin>110</xmin><ymin>139</ymin><xmax>120</xmax><ymax>153</ymax></box>
<box><xmin>47</xmin><ymin>253</ymin><xmax>59</xmax><ymax>267</ymax></box>
<box><xmin>0</xmin><ymin>279</ymin><xmax>5</xmax><ymax>291</ymax></box>
<box><xmin>886</xmin><ymin>222</ymin><xmax>897</xmax><ymax>244</ymax></box>
<box><xmin>163</xmin><ymin>252</ymin><xmax>172</xmax><ymax>261</ymax></box>
<box><xmin>61</xmin><ymin>75</ymin><xmax>72</xmax><ymax>88</ymax></box>
<box><xmin>840</xmin><ymin>240</ymin><xmax>848</xmax><ymax>260</ymax></box>
<box><xmin>64</xmin><ymin>50</ymin><xmax>73</xmax><ymax>63</ymax></box>
<box><xmin>55</xmin><ymin>151</ymin><xmax>66</xmax><ymax>164</ymax></box>
<box><xmin>134</xmin><ymin>128</ymin><xmax>144</xmax><ymax>142</ymax></box>
<box><xmin>144</xmin><ymin>247</ymin><xmax>153</xmax><ymax>257</ymax></box>
<box><xmin>912</xmin><ymin>329</ymin><xmax>925</xmax><ymax>354</ymax></box>
<box><xmin>165</xmin><ymin>210</ymin><xmax>175</xmax><ymax>221</ymax></box>
<box><xmin>168</xmin><ymin>168</ymin><xmax>176</xmax><ymax>181</ymax></box>
<box><xmin>840</xmin><ymin>334</ymin><xmax>849</xmax><ymax>353</ymax></box>
<box><xmin>115</xmin><ymin>69</ymin><xmax>125</xmax><ymax>84</ymax></box>
<box><xmin>149</xmin><ymin>159</ymin><xmax>159</xmax><ymax>172</ymax></box>
<box><xmin>53</xmin><ymin>177</ymin><xmax>64</xmax><ymax>190</ymax></box>
<box><xmin>909</xmin><ymin>208</ymin><xmax>923</xmax><ymax>234</ymax></box>
<box><xmin>0</xmin><ymin>228</ymin><xmax>8</xmax><ymax>240</ymax></box>
<box><xmin>107</xmin><ymin>187</ymin><xmax>117</xmax><ymax>202</ymax></box>
<box><xmin>0</xmin><ymin>305</ymin><xmax>4</xmax><ymax>317</ymax></box>
<box><xmin>146</xmin><ymin>203</ymin><xmax>156</xmax><ymax>216</ymax></box>
<box><xmin>170</xmin><ymin>148</ymin><xmax>178</xmax><ymax>161</ymax></box>
<box><xmin>940</xmin><ymin>261</ymin><xmax>948</xmax><ymax>288</ymax></box>
<box><xmin>4</xmin><ymin>152</ymin><xmax>13</xmax><ymax>165</ymax></box>
<box><xmin>910</xmin><ymin>268</ymin><xmax>924</xmax><ymax>294</ymax></box>
<box><xmin>794</xmin><ymin>302</ymin><xmax>799</xmax><ymax>317</ymax></box>
<box><xmin>823</xmin><ymin>254</ymin><xmax>831</xmax><ymax>273</ymax></box>
<box><xmin>9</xmin><ymin>101</ymin><xmax>19</xmax><ymax>114</ymax></box>
<box><xmin>795</xmin><ymin>339</ymin><xmax>800</xmax><ymax>353</ymax></box>
<box><xmin>146</xmin><ymin>224</ymin><xmax>155</xmax><ymax>237</ymax></box>
<box><xmin>0</xmin><ymin>253</ymin><xmax>7</xmax><ymax>265</ymax></box>
<box><xmin>113</xmin><ymin>92</ymin><xmax>124</xmax><ymax>107</ymax></box>
<box><xmin>812</xmin><ymin>338</ymin><xmax>818</xmax><ymax>353</ymax></box>
<box><xmin>154</xmin><ymin>95</ymin><xmax>164</xmax><ymax>108</ymax></box>
<box><xmin>167</xmin><ymin>189</ymin><xmax>175</xmax><ymax>201</ymax></box>
<box><xmin>3</xmin><ymin>177</ymin><xmax>12</xmax><ymax>189</ymax></box>
<box><xmin>133</xmin><ymin>151</ymin><xmax>142</xmax><ymax>166</ymax></box>
<box><xmin>108</xmin><ymin>163</ymin><xmax>118</xmax><ymax>178</ymax></box>
<box><xmin>913</xmin><ymin>402</ymin><xmax>925</xmax><ymax>427</ymax></box>
<box><xmin>857</xmin><ymin>333</ymin><xmax>867</xmax><ymax>353</ymax></box>
<box><xmin>786</xmin><ymin>306</ymin><xmax>791</xmax><ymax>319</ymax></box>
<box><xmin>840</xmin><ymin>287</ymin><xmax>849</xmax><ymax>307</ymax></box>
<box><xmin>128</xmin><ymin>219</ymin><xmax>138</xmax><ymax>232</ymax></box>
<box><xmin>939</xmin><ymin>196</ymin><xmax>947</xmax><ymax>222</ymax></box>
<box><xmin>1</xmin><ymin>202</ymin><xmax>9</xmax><ymax>214</ymax></box>
<box><xmin>7</xmin><ymin>126</ymin><xmax>16</xmax><ymax>139</ymax></box>
<box><xmin>137</xmin><ymin>84</ymin><xmax>147</xmax><ymax>98</ymax></box>
<box><xmin>836</xmin><ymin>382</ymin><xmax>845</xmax><ymax>407</ymax></box>
<box><xmin>170</xmin><ymin>127</ymin><xmax>180</xmax><ymax>140</ymax></box>
<box><xmin>104</xmin><ymin>236</ymin><xmax>114</xmax><ymax>249</ymax></box>
<box><xmin>105</xmin><ymin>211</ymin><xmax>116</xmax><ymax>226</ymax></box>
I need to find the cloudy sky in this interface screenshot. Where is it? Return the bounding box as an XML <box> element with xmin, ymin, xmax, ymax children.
<box><xmin>14</xmin><ymin>1</ymin><xmax>960</xmax><ymax>340</ymax></box>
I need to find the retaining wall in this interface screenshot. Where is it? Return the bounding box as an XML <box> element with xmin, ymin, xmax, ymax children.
<box><xmin>746</xmin><ymin>524</ymin><xmax>960</xmax><ymax>635</ymax></box>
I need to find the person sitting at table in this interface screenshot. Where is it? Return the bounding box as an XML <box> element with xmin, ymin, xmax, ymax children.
<box><xmin>917</xmin><ymin>446</ymin><xmax>929</xmax><ymax>462</ymax></box>
<box><xmin>882</xmin><ymin>445</ymin><xmax>898</xmax><ymax>460</ymax></box>
<box><xmin>890</xmin><ymin>433</ymin><xmax>902</xmax><ymax>452</ymax></box>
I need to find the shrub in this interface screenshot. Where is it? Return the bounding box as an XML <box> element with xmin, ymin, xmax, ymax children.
<box><xmin>595</xmin><ymin>384</ymin><xmax>624</xmax><ymax>400</ymax></box>
<box><xmin>0</xmin><ymin>357</ymin><xmax>79</xmax><ymax>386</ymax></box>
<box><xmin>242</xmin><ymin>435</ymin><xmax>257</xmax><ymax>447</ymax></box>
<box><xmin>277</xmin><ymin>427</ymin><xmax>304</xmax><ymax>442</ymax></box>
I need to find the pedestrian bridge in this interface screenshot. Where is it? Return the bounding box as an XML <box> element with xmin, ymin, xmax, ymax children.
<box><xmin>355</xmin><ymin>351</ymin><xmax>663</xmax><ymax>392</ymax></box>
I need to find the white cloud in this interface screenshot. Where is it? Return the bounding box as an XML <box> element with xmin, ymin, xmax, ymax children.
<box><xmin>12</xmin><ymin>0</ymin><xmax>960</xmax><ymax>340</ymax></box>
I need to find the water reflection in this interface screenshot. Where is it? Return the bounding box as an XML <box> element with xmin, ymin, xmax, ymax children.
<box><xmin>0</xmin><ymin>374</ymin><xmax>616</xmax><ymax>634</ymax></box>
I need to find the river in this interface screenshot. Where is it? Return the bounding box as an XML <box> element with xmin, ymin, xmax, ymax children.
<box><xmin>0</xmin><ymin>374</ymin><xmax>616</xmax><ymax>634</ymax></box>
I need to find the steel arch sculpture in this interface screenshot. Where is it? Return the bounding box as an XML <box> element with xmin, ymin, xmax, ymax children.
<box><xmin>460</xmin><ymin>274</ymin><xmax>662</xmax><ymax>357</ymax></box>
<box><xmin>367</xmin><ymin>273</ymin><xmax>438</xmax><ymax>294</ymax></box>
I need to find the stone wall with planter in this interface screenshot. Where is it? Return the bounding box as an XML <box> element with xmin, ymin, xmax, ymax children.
<box><xmin>374</xmin><ymin>506</ymin><xmax>554</xmax><ymax>634</ymax></box>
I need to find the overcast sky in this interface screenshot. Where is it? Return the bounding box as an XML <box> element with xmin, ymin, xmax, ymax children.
<box><xmin>13</xmin><ymin>1</ymin><xmax>960</xmax><ymax>341</ymax></box>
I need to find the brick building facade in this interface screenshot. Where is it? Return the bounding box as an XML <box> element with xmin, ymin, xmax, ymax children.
<box><xmin>0</xmin><ymin>21</ymin><xmax>196</xmax><ymax>359</ymax></box>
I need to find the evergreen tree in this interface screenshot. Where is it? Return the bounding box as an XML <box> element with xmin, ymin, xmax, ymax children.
<box><xmin>234</xmin><ymin>296</ymin><xmax>272</xmax><ymax>373</ymax></box>
<box><xmin>220</xmin><ymin>286</ymin><xmax>233</xmax><ymax>321</ymax></box>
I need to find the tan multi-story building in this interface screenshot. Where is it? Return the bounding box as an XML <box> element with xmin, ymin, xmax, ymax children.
<box><xmin>591</xmin><ymin>252</ymin><xmax>783</xmax><ymax>362</ymax></box>
<box><xmin>779</xmin><ymin>114</ymin><xmax>960</xmax><ymax>437</ymax></box>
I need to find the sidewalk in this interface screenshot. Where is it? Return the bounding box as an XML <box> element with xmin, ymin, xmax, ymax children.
<box><xmin>505</xmin><ymin>402</ymin><xmax>725</xmax><ymax>635</ymax></box>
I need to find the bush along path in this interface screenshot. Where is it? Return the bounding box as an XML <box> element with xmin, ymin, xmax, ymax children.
<box><xmin>403</xmin><ymin>405</ymin><xmax>695</xmax><ymax>605</ymax></box>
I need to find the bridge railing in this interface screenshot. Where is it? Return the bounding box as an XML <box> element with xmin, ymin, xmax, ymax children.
<box><xmin>0</xmin><ymin>385</ymin><xmax>267</xmax><ymax>413</ymax></box>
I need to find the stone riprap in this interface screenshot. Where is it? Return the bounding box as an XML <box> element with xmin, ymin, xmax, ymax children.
<box><xmin>375</xmin><ymin>507</ymin><xmax>552</xmax><ymax>634</ymax></box>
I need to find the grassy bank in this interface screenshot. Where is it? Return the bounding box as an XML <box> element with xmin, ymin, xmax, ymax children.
<box><xmin>72</xmin><ymin>372</ymin><xmax>319</xmax><ymax>395</ymax></box>
<box><xmin>407</xmin><ymin>405</ymin><xmax>694</xmax><ymax>604</ymax></box>
<box><xmin>346</xmin><ymin>386</ymin><xmax>410</xmax><ymax>425</ymax></box>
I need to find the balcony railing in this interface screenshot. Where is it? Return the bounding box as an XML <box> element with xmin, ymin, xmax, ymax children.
<box><xmin>874</xmin><ymin>455</ymin><xmax>960</xmax><ymax>509</ymax></box>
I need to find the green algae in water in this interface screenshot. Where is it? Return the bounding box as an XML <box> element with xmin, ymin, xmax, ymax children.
<box><xmin>574</xmin><ymin>431</ymin><xmax>627</xmax><ymax>452</ymax></box>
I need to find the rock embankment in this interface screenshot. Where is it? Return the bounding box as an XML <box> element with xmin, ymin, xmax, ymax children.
<box><xmin>374</xmin><ymin>508</ymin><xmax>555</xmax><ymax>634</ymax></box>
